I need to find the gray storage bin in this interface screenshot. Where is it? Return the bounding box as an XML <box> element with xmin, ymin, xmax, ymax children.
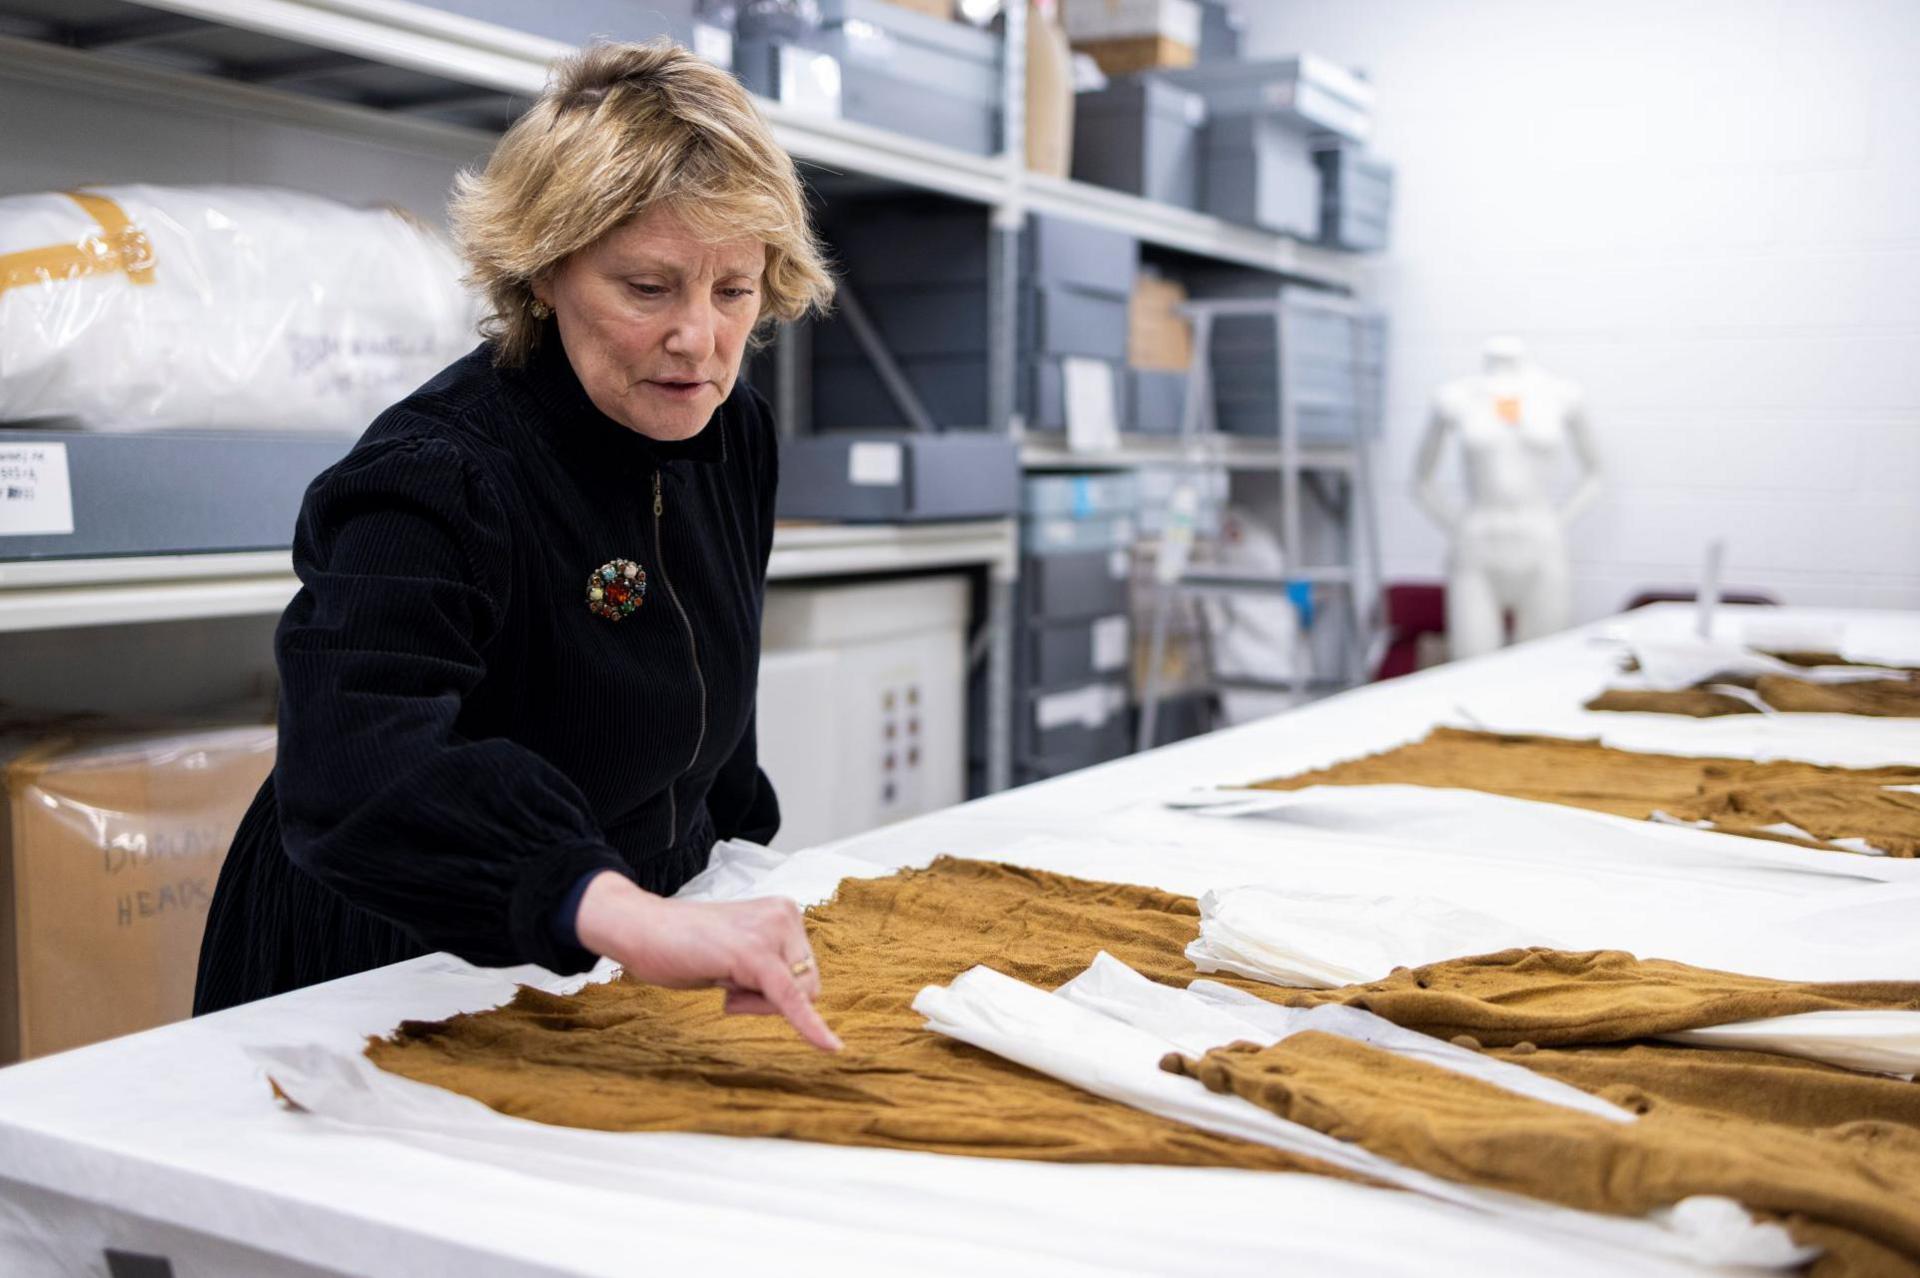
<box><xmin>1201</xmin><ymin>113</ymin><xmax>1320</xmax><ymax>237</ymax></box>
<box><xmin>1029</xmin><ymin>357</ymin><xmax>1129</xmax><ymax>433</ymax></box>
<box><xmin>1021</xmin><ymin>680</ymin><xmax>1132</xmax><ymax>762</ymax></box>
<box><xmin>0</xmin><ymin>432</ymin><xmax>353</xmax><ymax>561</ymax></box>
<box><xmin>822</xmin><ymin>203</ymin><xmax>991</xmax><ymax>287</ymax></box>
<box><xmin>1021</xmin><ymin>549</ymin><xmax>1132</xmax><ymax>620</ymax></box>
<box><xmin>811</xmin><ymin>281</ymin><xmax>991</xmax><ymax>360</ymax></box>
<box><xmin>1027</xmin><ymin>285</ymin><xmax>1131</xmax><ymax>361</ymax></box>
<box><xmin>813</xmin><ymin>354</ymin><xmax>989</xmax><ymax>429</ymax></box>
<box><xmin>1196</xmin><ymin>0</ymin><xmax>1243</xmax><ymax>61</ymax></box>
<box><xmin>1129</xmin><ymin>368</ymin><xmax>1189</xmax><ymax>435</ymax></box>
<box><xmin>825</xmin><ymin>206</ymin><xmax>1134</xmax><ymax>291</ymax></box>
<box><xmin>1022</xmin><ymin>512</ymin><xmax>1136</xmax><ymax>556</ymax></box>
<box><xmin>1025</xmin><ymin>614</ymin><xmax>1131</xmax><ymax>687</ymax></box>
<box><xmin>1026</xmin><ymin>214</ymin><xmax>1138</xmax><ymax>294</ymax></box>
<box><xmin>1152</xmin><ymin>56</ymin><xmax>1374</xmax><ymax>140</ymax></box>
<box><xmin>1316</xmin><ymin>144</ymin><xmax>1394</xmax><ymax>252</ymax></box>
<box><xmin>735</xmin><ymin>35</ymin><xmax>998</xmax><ymax>154</ymax></box>
<box><xmin>1022</xmin><ymin>472</ymin><xmax>1139</xmax><ymax>517</ymax></box>
<box><xmin>1072</xmin><ymin>79</ymin><xmax>1208</xmax><ymax>210</ymax></box>
<box><xmin>775</xmin><ymin>433</ymin><xmax>1019</xmax><ymax>521</ymax></box>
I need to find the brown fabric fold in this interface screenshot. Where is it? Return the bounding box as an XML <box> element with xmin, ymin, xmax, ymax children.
<box><xmin>1248</xmin><ymin>725</ymin><xmax>1920</xmax><ymax>856</ymax></box>
<box><xmin>1268</xmin><ymin>946</ymin><xmax>1920</xmax><ymax>1047</ymax></box>
<box><xmin>1164</xmin><ymin>1032</ymin><xmax>1920</xmax><ymax>1278</ymax></box>
<box><xmin>361</xmin><ymin>856</ymin><xmax>1920</xmax><ymax>1275</ymax></box>
<box><xmin>365</xmin><ymin>858</ymin><xmax>1335</xmax><ymax>1173</ymax></box>
<box><xmin>1586</xmin><ymin>651</ymin><xmax>1920</xmax><ymax>719</ymax></box>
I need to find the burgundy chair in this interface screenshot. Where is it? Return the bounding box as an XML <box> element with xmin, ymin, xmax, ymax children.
<box><xmin>1374</xmin><ymin>582</ymin><xmax>1447</xmax><ymax>681</ymax></box>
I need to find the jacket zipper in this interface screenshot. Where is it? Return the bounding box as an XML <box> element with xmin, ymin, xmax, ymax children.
<box><xmin>654</xmin><ymin>468</ymin><xmax>708</xmax><ymax>847</ymax></box>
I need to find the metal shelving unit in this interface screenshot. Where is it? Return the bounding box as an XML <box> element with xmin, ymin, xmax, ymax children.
<box><xmin>0</xmin><ymin>0</ymin><xmax>1376</xmax><ymax>791</ymax></box>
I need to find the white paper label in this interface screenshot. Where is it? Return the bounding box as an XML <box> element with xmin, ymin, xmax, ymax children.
<box><xmin>1035</xmin><ymin>682</ymin><xmax>1125</xmax><ymax>731</ymax></box>
<box><xmin>1091</xmin><ymin>615</ymin><xmax>1129</xmax><ymax>671</ymax></box>
<box><xmin>848</xmin><ymin>441</ymin><xmax>904</xmax><ymax>487</ymax></box>
<box><xmin>0</xmin><ymin>442</ymin><xmax>75</xmax><ymax>536</ymax></box>
<box><xmin>1108</xmin><ymin>549</ymin><xmax>1130</xmax><ymax>579</ymax></box>
<box><xmin>1064</xmin><ymin>357</ymin><xmax>1121</xmax><ymax>454</ymax></box>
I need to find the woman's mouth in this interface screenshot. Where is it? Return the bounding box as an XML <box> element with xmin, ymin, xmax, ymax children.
<box><xmin>645</xmin><ymin>378</ymin><xmax>708</xmax><ymax>401</ymax></box>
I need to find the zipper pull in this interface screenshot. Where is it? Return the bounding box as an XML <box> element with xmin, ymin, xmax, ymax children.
<box><xmin>653</xmin><ymin>469</ymin><xmax>663</xmax><ymax>517</ymax></box>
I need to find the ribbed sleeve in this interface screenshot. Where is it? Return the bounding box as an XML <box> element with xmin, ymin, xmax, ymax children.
<box><xmin>272</xmin><ymin>428</ymin><xmax>630</xmax><ymax>974</ymax></box>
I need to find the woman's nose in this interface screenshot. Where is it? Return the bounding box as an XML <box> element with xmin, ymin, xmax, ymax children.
<box><xmin>662</xmin><ymin>298</ymin><xmax>717</xmax><ymax>362</ymax></box>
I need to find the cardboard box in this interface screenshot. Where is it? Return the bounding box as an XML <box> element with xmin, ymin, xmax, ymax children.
<box><xmin>1129</xmin><ymin>272</ymin><xmax>1193</xmax><ymax>371</ymax></box>
<box><xmin>1027</xmin><ymin>1</ymin><xmax>1075</xmax><ymax>177</ymax></box>
<box><xmin>1072</xmin><ymin>34</ymin><xmax>1195</xmax><ymax>76</ymax></box>
<box><xmin>0</xmin><ymin>725</ymin><xmax>274</xmax><ymax>1061</ymax></box>
<box><xmin>1063</xmin><ymin>0</ymin><xmax>1201</xmax><ymax>44</ymax></box>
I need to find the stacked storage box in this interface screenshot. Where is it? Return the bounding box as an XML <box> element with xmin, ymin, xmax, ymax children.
<box><xmin>812</xmin><ymin>203</ymin><xmax>1138</xmax><ymax>434</ymax></box>
<box><xmin>1127</xmin><ymin>271</ymin><xmax>1193</xmax><ymax>435</ymax></box>
<box><xmin>1182</xmin><ymin>267</ymin><xmax>1386</xmax><ymax>441</ymax></box>
<box><xmin>1315</xmin><ymin>141</ymin><xmax>1395</xmax><ymax>252</ymax></box>
<box><xmin>733</xmin><ymin>0</ymin><xmax>1001</xmax><ymax>155</ymax></box>
<box><xmin>1151</xmin><ymin>55</ymin><xmax>1375</xmax><ymax>238</ymax></box>
<box><xmin>1015</xmin><ymin>473</ymin><xmax>1138</xmax><ymax>780</ymax></box>
<box><xmin>1071</xmin><ymin>77</ymin><xmax>1209</xmax><ymax>211</ymax></box>
<box><xmin>1063</xmin><ymin>0</ymin><xmax>1202</xmax><ymax>75</ymax></box>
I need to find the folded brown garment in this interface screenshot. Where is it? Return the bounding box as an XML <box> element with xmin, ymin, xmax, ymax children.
<box><xmin>367</xmin><ymin>857</ymin><xmax>1920</xmax><ymax>1275</ymax></box>
<box><xmin>1164</xmin><ymin>1032</ymin><xmax>1920</xmax><ymax>1278</ymax></box>
<box><xmin>1249</xmin><ymin>725</ymin><xmax>1920</xmax><ymax>856</ymax></box>
<box><xmin>1271</xmin><ymin>946</ymin><xmax>1920</xmax><ymax>1047</ymax></box>
<box><xmin>1588</xmin><ymin>651</ymin><xmax>1920</xmax><ymax>718</ymax></box>
<box><xmin>367</xmin><ymin>858</ymin><xmax>1333</xmax><ymax>1173</ymax></box>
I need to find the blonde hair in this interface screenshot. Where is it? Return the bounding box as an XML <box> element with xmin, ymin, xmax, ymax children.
<box><xmin>452</xmin><ymin>39</ymin><xmax>835</xmax><ymax>366</ymax></box>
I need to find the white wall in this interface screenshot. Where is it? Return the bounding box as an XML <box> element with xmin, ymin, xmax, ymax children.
<box><xmin>1242</xmin><ymin>0</ymin><xmax>1920</xmax><ymax>619</ymax></box>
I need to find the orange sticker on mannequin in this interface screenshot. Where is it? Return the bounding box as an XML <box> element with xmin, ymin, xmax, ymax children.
<box><xmin>1495</xmin><ymin>396</ymin><xmax>1523</xmax><ymax>425</ymax></box>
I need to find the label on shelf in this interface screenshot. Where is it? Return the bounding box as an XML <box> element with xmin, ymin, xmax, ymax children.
<box><xmin>1064</xmin><ymin>356</ymin><xmax>1121</xmax><ymax>454</ymax></box>
<box><xmin>1092</xmin><ymin>615</ymin><xmax>1129</xmax><ymax>671</ymax></box>
<box><xmin>0</xmin><ymin>442</ymin><xmax>74</xmax><ymax>537</ymax></box>
<box><xmin>848</xmin><ymin>441</ymin><xmax>904</xmax><ymax>487</ymax></box>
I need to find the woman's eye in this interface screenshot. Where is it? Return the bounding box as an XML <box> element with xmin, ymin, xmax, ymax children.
<box><xmin>720</xmin><ymin>287</ymin><xmax>757</xmax><ymax>301</ymax></box>
<box><xmin>628</xmin><ymin>282</ymin><xmax>667</xmax><ymax>297</ymax></box>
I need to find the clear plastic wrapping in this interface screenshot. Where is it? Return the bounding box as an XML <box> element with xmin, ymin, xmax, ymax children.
<box><xmin>0</xmin><ymin>185</ymin><xmax>480</xmax><ymax>431</ymax></box>
<box><xmin>0</xmin><ymin>723</ymin><xmax>276</xmax><ymax>1060</ymax></box>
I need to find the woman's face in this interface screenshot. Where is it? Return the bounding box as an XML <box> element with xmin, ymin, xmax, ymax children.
<box><xmin>535</xmin><ymin>204</ymin><xmax>766</xmax><ymax>441</ymax></box>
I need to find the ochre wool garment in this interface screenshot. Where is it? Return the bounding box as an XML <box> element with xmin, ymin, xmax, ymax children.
<box><xmin>1269</xmin><ymin>946</ymin><xmax>1920</xmax><ymax>1048</ymax></box>
<box><xmin>1164</xmin><ymin>1033</ymin><xmax>1920</xmax><ymax>1278</ymax></box>
<box><xmin>1487</xmin><ymin>1042</ymin><xmax>1920</xmax><ymax>1133</ymax></box>
<box><xmin>1587</xmin><ymin>651</ymin><xmax>1920</xmax><ymax>719</ymax></box>
<box><xmin>1248</xmin><ymin>726</ymin><xmax>1920</xmax><ymax>857</ymax></box>
<box><xmin>366</xmin><ymin>858</ymin><xmax>1920</xmax><ymax>1275</ymax></box>
<box><xmin>366</xmin><ymin>858</ymin><xmax>1341</xmax><ymax>1174</ymax></box>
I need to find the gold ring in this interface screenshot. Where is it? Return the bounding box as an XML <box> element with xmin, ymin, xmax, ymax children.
<box><xmin>789</xmin><ymin>956</ymin><xmax>816</xmax><ymax>978</ymax></box>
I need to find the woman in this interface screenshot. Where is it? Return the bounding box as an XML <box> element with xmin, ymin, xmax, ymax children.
<box><xmin>194</xmin><ymin>41</ymin><xmax>841</xmax><ymax>1051</ymax></box>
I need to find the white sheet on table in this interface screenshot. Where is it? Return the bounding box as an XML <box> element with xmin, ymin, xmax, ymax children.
<box><xmin>1186</xmin><ymin>884</ymin><xmax>1920</xmax><ymax>1077</ymax></box>
<box><xmin>1628</xmin><ymin>638</ymin><xmax>1909</xmax><ymax>691</ymax></box>
<box><xmin>1169</xmin><ymin>784</ymin><xmax>1920</xmax><ymax>887</ymax></box>
<box><xmin>913</xmin><ymin>963</ymin><xmax>1811</xmax><ymax>1271</ymax></box>
<box><xmin>1058</xmin><ymin>952</ymin><xmax>1631</xmax><ymax>1122</ymax></box>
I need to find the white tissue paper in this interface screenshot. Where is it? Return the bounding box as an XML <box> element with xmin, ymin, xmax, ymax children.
<box><xmin>913</xmin><ymin>959</ymin><xmax>1812</xmax><ymax>1271</ymax></box>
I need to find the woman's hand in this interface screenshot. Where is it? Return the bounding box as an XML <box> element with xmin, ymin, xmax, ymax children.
<box><xmin>573</xmin><ymin>870</ymin><xmax>842</xmax><ymax>1052</ymax></box>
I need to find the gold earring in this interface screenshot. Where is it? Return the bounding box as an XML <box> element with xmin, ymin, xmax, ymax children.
<box><xmin>530</xmin><ymin>298</ymin><xmax>553</xmax><ymax>319</ymax></box>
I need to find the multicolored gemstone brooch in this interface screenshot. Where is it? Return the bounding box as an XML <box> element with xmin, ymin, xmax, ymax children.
<box><xmin>586</xmin><ymin>558</ymin><xmax>647</xmax><ymax>620</ymax></box>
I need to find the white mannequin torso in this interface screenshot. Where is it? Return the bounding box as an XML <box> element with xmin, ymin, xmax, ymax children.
<box><xmin>1412</xmin><ymin>340</ymin><xmax>1601</xmax><ymax>659</ymax></box>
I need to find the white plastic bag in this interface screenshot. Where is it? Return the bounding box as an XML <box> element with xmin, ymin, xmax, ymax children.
<box><xmin>0</xmin><ymin>185</ymin><xmax>480</xmax><ymax>431</ymax></box>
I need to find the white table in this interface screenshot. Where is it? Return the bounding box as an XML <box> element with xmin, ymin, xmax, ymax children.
<box><xmin>1</xmin><ymin>605</ymin><xmax>1913</xmax><ymax>1278</ymax></box>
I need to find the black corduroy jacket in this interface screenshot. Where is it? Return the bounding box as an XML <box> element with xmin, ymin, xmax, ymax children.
<box><xmin>193</xmin><ymin>338</ymin><xmax>779</xmax><ymax>1015</ymax></box>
